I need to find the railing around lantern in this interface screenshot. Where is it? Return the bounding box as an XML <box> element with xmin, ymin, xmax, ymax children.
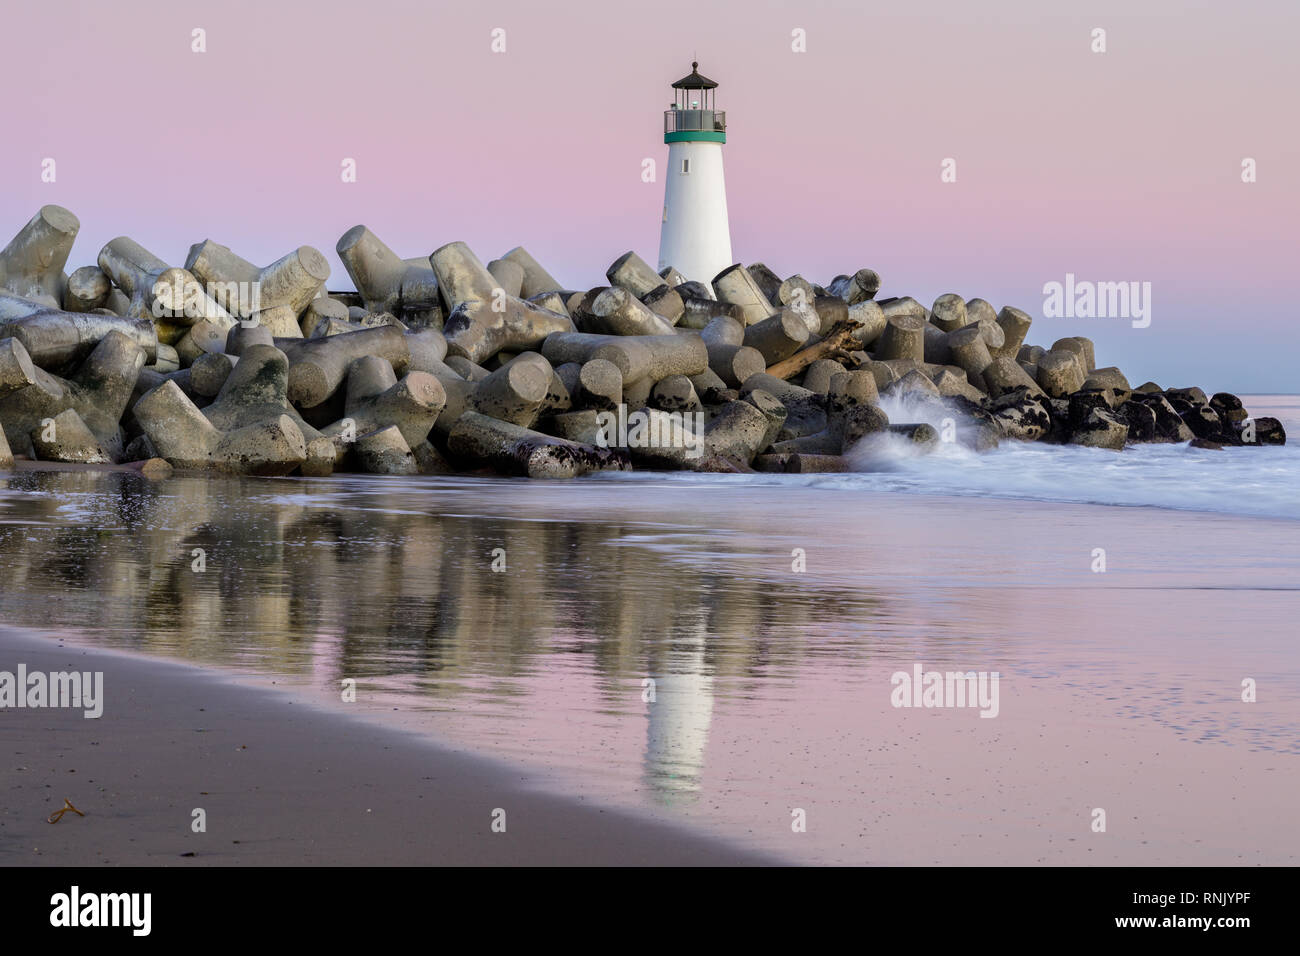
<box><xmin>664</xmin><ymin>109</ymin><xmax>726</xmax><ymax>135</ymax></box>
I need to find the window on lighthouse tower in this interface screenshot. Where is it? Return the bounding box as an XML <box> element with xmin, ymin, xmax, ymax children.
<box><xmin>682</xmin><ymin>158</ymin><xmax>690</xmax><ymax>174</ymax></box>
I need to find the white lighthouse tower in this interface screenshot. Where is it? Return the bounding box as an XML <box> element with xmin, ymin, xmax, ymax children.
<box><xmin>657</xmin><ymin>62</ymin><xmax>733</xmax><ymax>285</ymax></box>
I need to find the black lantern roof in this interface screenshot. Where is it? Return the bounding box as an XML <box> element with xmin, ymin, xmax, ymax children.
<box><xmin>671</xmin><ymin>62</ymin><xmax>718</xmax><ymax>90</ymax></box>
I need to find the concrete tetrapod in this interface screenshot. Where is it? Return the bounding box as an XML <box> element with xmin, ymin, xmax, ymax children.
<box><xmin>63</xmin><ymin>266</ymin><xmax>111</xmax><ymax>313</ymax></box>
<box><xmin>742</xmin><ymin>309</ymin><xmax>810</xmax><ymax>364</ymax></box>
<box><xmin>746</xmin><ymin>263</ymin><xmax>782</xmax><ymax>304</ymax></box>
<box><xmin>487</xmin><ymin>259</ymin><xmax>525</xmax><ymax>298</ymax></box>
<box><xmin>946</xmin><ymin>325</ymin><xmax>994</xmax><ymax>392</ymax></box>
<box><xmin>827</xmin><ymin>269</ymin><xmax>880</xmax><ymax>304</ymax></box>
<box><xmin>0</xmin><ymin>300</ymin><xmax>157</xmax><ymax>371</ymax></box>
<box><xmin>712</xmin><ymin>264</ymin><xmax>774</xmax><ymax>326</ymax></box>
<box><xmin>133</xmin><ymin>379</ymin><xmax>308</xmax><ymax>475</ymax></box>
<box><xmin>0</xmin><ymin>332</ymin><xmax>144</xmax><ymax>460</ymax></box>
<box><xmin>430</xmin><ymin>241</ymin><xmax>498</xmax><ymax>313</ymax></box>
<box><xmin>29</xmin><ymin>407</ymin><xmax>111</xmax><ymax>463</ymax></box>
<box><xmin>501</xmin><ymin>247</ymin><xmax>564</xmax><ymax>298</ymax></box>
<box><xmin>300</xmin><ymin>298</ymin><xmax>351</xmax><ymax>337</ymax></box>
<box><xmin>678</xmin><ymin>292</ymin><xmax>743</xmax><ymax>329</ymax></box>
<box><xmin>541</xmin><ymin>332</ymin><xmax>707</xmax><ymax>386</ymax></box>
<box><xmin>930</xmin><ymin>294</ymin><xmax>967</xmax><ymax>333</ymax></box>
<box><xmin>982</xmin><ymin>357</ymin><xmax>1045</xmax><ymax>398</ymax></box>
<box><xmin>875</xmin><ymin>314</ymin><xmax>926</xmax><ymax>362</ymax></box>
<box><xmin>318</xmin><ymin>356</ymin><xmax>447</xmax><ymax>473</ymax></box>
<box><xmin>187</xmin><ymin>239</ymin><xmax>331</xmax><ymax>335</ymax></box>
<box><xmin>707</xmin><ymin>344</ymin><xmax>766</xmax><ymax>388</ymax></box>
<box><xmin>575</xmin><ymin>359</ymin><xmax>624</xmax><ymax>411</ymax></box>
<box><xmin>847</xmin><ymin>300</ymin><xmax>887</xmax><ymax>347</ymax></box>
<box><xmin>443</xmin><ymin>297</ymin><xmax>574</xmax><ymax>366</ymax></box>
<box><xmin>994</xmin><ymin>307</ymin><xmax>1032</xmax><ymax>359</ymax></box>
<box><xmin>585</xmin><ymin>287</ymin><xmax>676</xmax><ymax>337</ymax></box>
<box><xmin>468</xmin><ymin>352</ymin><xmax>552</xmax><ymax>427</ymax></box>
<box><xmin>281</xmin><ymin>325</ymin><xmax>410</xmax><ymax>408</ymax></box>
<box><xmin>1036</xmin><ymin>349</ymin><xmax>1087</xmax><ymax>398</ymax></box>
<box><xmin>0</xmin><ymin>205</ymin><xmax>79</xmax><ymax>307</ymax></box>
<box><xmin>739</xmin><ymin>373</ymin><xmax>827</xmax><ymax>439</ymax></box>
<box><xmin>641</xmin><ymin>284</ymin><xmax>685</xmax><ymax>324</ymax></box>
<box><xmin>770</xmin><ymin>398</ymin><xmax>889</xmax><ymax>456</ymax></box>
<box><xmin>704</xmin><ymin>390</ymin><xmax>788</xmax><ymax>466</ymax></box>
<box><xmin>97</xmin><ymin>237</ymin><xmax>234</xmax><ymax>343</ymax></box>
<box><xmin>448</xmin><ymin>410</ymin><xmax>630</xmax><ymax>478</ymax></box>
<box><xmin>198</xmin><ymin>343</ymin><xmax>337</xmax><ymax>476</ymax></box>
<box><xmin>606</xmin><ymin>251</ymin><xmax>665</xmax><ymax>299</ymax></box>
<box><xmin>1052</xmin><ymin>337</ymin><xmax>1096</xmax><ymax>373</ymax></box>
<box><xmin>336</xmin><ymin>226</ymin><xmax>441</xmax><ymax>323</ymax></box>
<box><xmin>811</xmin><ymin>296</ymin><xmax>848</xmax><ymax>336</ymax></box>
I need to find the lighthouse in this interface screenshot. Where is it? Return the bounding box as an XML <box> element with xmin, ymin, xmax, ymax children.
<box><xmin>657</xmin><ymin>62</ymin><xmax>733</xmax><ymax>285</ymax></box>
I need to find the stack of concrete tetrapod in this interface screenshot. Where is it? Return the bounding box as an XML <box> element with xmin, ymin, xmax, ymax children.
<box><xmin>0</xmin><ymin>207</ymin><xmax>1284</xmax><ymax>479</ymax></box>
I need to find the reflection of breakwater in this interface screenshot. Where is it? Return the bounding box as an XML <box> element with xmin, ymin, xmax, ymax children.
<box><xmin>0</xmin><ymin>471</ymin><xmax>879</xmax><ymax>680</ymax></box>
<box><xmin>1</xmin><ymin>469</ymin><xmax>902</xmax><ymax>799</ymax></box>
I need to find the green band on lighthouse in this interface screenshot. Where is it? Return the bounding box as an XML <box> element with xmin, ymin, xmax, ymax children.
<box><xmin>664</xmin><ymin>131</ymin><xmax>726</xmax><ymax>144</ymax></box>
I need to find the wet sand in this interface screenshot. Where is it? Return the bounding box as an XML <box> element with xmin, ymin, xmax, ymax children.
<box><xmin>0</xmin><ymin>628</ymin><xmax>778</xmax><ymax>866</ymax></box>
<box><xmin>7</xmin><ymin>615</ymin><xmax>1294</xmax><ymax>867</ymax></box>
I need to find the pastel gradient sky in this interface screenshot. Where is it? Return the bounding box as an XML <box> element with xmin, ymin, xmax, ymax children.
<box><xmin>6</xmin><ymin>0</ymin><xmax>1297</xmax><ymax>391</ymax></box>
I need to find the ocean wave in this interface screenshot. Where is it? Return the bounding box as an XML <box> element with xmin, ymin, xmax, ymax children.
<box><xmin>595</xmin><ymin>393</ymin><xmax>1300</xmax><ymax>520</ymax></box>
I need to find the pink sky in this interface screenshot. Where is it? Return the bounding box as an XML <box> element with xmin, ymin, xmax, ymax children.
<box><xmin>5</xmin><ymin>0</ymin><xmax>1297</xmax><ymax>390</ymax></box>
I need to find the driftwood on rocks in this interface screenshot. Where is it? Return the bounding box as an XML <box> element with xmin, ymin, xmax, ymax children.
<box><xmin>765</xmin><ymin>319</ymin><xmax>865</xmax><ymax>380</ymax></box>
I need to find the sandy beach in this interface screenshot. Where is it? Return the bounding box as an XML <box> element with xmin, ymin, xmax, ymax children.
<box><xmin>0</xmin><ymin>627</ymin><xmax>777</xmax><ymax>866</ymax></box>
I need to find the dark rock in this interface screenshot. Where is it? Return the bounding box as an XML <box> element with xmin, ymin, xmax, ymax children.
<box><xmin>1118</xmin><ymin>401</ymin><xmax>1158</xmax><ymax>442</ymax></box>
<box><xmin>986</xmin><ymin>386</ymin><xmax>1037</xmax><ymax>413</ymax></box>
<box><xmin>964</xmin><ymin>421</ymin><xmax>1001</xmax><ymax>452</ymax></box>
<box><xmin>122</xmin><ymin>433</ymin><xmax>159</xmax><ymax>461</ymax></box>
<box><xmin>785</xmin><ymin>453</ymin><xmax>852</xmax><ymax>473</ymax></box>
<box><xmin>1042</xmin><ymin>398</ymin><xmax>1071</xmax><ymax>443</ymax></box>
<box><xmin>835</xmin><ymin>403</ymin><xmax>890</xmax><ymax>447</ymax></box>
<box><xmin>1067</xmin><ymin>390</ymin><xmax>1115</xmax><ymax>430</ymax></box>
<box><xmin>753</xmin><ymin>452</ymin><xmax>794</xmax><ymax>473</ymax></box>
<box><xmin>886</xmin><ymin>423</ymin><xmax>939</xmax><ymax>445</ymax></box>
<box><xmin>1238</xmin><ymin>416</ymin><xmax>1287</xmax><ymax>446</ymax></box>
<box><xmin>1179</xmin><ymin>403</ymin><xmax>1222</xmax><ymax>440</ymax></box>
<box><xmin>1069</xmin><ymin>407</ymin><xmax>1128</xmax><ymax>450</ymax></box>
<box><xmin>1130</xmin><ymin>393</ymin><xmax>1195</xmax><ymax>442</ymax></box>
<box><xmin>1167</xmin><ymin>386</ymin><xmax>1208</xmax><ymax>406</ymax></box>
<box><xmin>990</xmin><ymin>390</ymin><xmax>1052</xmax><ymax>441</ymax></box>
<box><xmin>1210</xmin><ymin>392</ymin><xmax>1247</xmax><ymax>424</ymax></box>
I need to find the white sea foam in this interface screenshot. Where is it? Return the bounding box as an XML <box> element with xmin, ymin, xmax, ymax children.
<box><xmin>837</xmin><ymin>433</ymin><xmax>1300</xmax><ymax>520</ymax></box>
<box><xmin>841</xmin><ymin>392</ymin><xmax>1300</xmax><ymax>519</ymax></box>
<box><xmin>597</xmin><ymin>393</ymin><xmax>1300</xmax><ymax>520</ymax></box>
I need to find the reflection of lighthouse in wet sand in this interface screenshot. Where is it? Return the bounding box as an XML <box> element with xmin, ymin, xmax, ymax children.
<box><xmin>657</xmin><ymin>62</ymin><xmax>732</xmax><ymax>285</ymax></box>
<box><xmin>644</xmin><ymin>623</ymin><xmax>715</xmax><ymax>800</ymax></box>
